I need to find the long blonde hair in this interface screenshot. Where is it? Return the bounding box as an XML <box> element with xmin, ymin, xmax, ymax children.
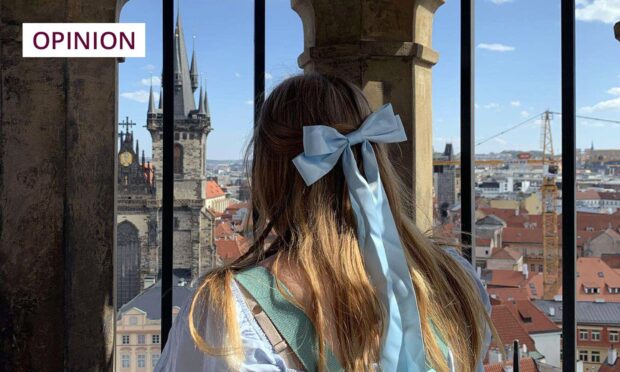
<box><xmin>189</xmin><ymin>73</ymin><xmax>493</xmax><ymax>371</ymax></box>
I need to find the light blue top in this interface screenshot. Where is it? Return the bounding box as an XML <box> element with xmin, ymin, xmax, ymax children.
<box><xmin>154</xmin><ymin>248</ymin><xmax>491</xmax><ymax>372</ymax></box>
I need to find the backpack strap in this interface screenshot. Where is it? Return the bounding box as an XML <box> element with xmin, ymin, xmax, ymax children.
<box><xmin>235</xmin><ymin>266</ymin><xmax>342</xmax><ymax>371</ymax></box>
<box><xmin>236</xmin><ymin>283</ymin><xmax>304</xmax><ymax>369</ymax></box>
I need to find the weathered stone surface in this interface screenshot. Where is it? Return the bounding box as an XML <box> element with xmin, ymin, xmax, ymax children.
<box><xmin>0</xmin><ymin>1</ymin><xmax>124</xmax><ymax>371</ymax></box>
<box><xmin>292</xmin><ymin>0</ymin><xmax>444</xmax><ymax>231</ymax></box>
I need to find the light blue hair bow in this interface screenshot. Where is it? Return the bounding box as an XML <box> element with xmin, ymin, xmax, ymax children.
<box><xmin>293</xmin><ymin>104</ymin><xmax>427</xmax><ymax>371</ymax></box>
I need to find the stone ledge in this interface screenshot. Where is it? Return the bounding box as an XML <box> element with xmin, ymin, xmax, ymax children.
<box><xmin>298</xmin><ymin>41</ymin><xmax>440</xmax><ymax>69</ymax></box>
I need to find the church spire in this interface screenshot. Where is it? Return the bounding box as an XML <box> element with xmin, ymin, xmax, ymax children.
<box><xmin>158</xmin><ymin>86</ymin><xmax>163</xmax><ymax>110</ymax></box>
<box><xmin>197</xmin><ymin>85</ymin><xmax>207</xmax><ymax>116</ymax></box>
<box><xmin>172</xmin><ymin>12</ymin><xmax>197</xmax><ymax>119</ymax></box>
<box><xmin>190</xmin><ymin>36</ymin><xmax>199</xmax><ymax>92</ymax></box>
<box><xmin>147</xmin><ymin>81</ymin><xmax>156</xmax><ymax>115</ymax></box>
<box><xmin>203</xmin><ymin>78</ymin><xmax>210</xmax><ymax>117</ymax></box>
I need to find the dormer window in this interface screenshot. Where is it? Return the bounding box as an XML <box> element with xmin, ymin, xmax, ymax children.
<box><xmin>584</xmin><ymin>286</ymin><xmax>601</xmax><ymax>294</ymax></box>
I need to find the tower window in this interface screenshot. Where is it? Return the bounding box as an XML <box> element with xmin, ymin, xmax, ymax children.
<box><xmin>174</xmin><ymin>143</ymin><xmax>183</xmax><ymax>174</ymax></box>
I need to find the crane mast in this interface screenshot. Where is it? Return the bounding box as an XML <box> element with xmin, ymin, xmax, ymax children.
<box><xmin>541</xmin><ymin>111</ymin><xmax>560</xmax><ymax>300</ymax></box>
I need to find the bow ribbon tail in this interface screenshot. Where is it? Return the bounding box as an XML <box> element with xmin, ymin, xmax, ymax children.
<box><xmin>341</xmin><ymin>143</ymin><xmax>426</xmax><ymax>372</ymax></box>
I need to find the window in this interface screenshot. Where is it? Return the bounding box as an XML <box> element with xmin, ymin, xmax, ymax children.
<box><xmin>121</xmin><ymin>354</ymin><xmax>130</xmax><ymax>368</ymax></box>
<box><xmin>137</xmin><ymin>334</ymin><xmax>145</xmax><ymax>344</ymax></box>
<box><xmin>579</xmin><ymin>350</ymin><xmax>588</xmax><ymax>362</ymax></box>
<box><xmin>152</xmin><ymin>334</ymin><xmax>160</xmax><ymax>344</ymax></box>
<box><xmin>137</xmin><ymin>354</ymin><xmax>146</xmax><ymax>368</ymax></box>
<box><xmin>130</xmin><ymin>316</ymin><xmax>138</xmax><ymax>325</ymax></box>
<box><xmin>591</xmin><ymin>330</ymin><xmax>601</xmax><ymax>341</ymax></box>
<box><xmin>152</xmin><ymin>353</ymin><xmax>160</xmax><ymax>367</ymax></box>
<box><xmin>122</xmin><ymin>334</ymin><xmax>130</xmax><ymax>344</ymax></box>
<box><xmin>579</xmin><ymin>329</ymin><xmax>589</xmax><ymax>340</ymax></box>
<box><xmin>591</xmin><ymin>351</ymin><xmax>601</xmax><ymax>363</ymax></box>
<box><xmin>610</xmin><ymin>330</ymin><xmax>619</xmax><ymax>342</ymax></box>
<box><xmin>173</xmin><ymin>143</ymin><xmax>183</xmax><ymax>174</ymax></box>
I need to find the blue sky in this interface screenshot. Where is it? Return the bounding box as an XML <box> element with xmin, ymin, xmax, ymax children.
<box><xmin>119</xmin><ymin>0</ymin><xmax>620</xmax><ymax>160</ymax></box>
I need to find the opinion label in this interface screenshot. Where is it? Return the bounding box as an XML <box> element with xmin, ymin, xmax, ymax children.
<box><xmin>23</xmin><ymin>23</ymin><xmax>146</xmax><ymax>58</ymax></box>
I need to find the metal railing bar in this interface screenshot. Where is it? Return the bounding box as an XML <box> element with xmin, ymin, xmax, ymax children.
<box><xmin>161</xmin><ymin>0</ymin><xmax>174</xmax><ymax>349</ymax></box>
<box><xmin>460</xmin><ymin>0</ymin><xmax>476</xmax><ymax>264</ymax></box>
<box><xmin>561</xmin><ymin>0</ymin><xmax>577</xmax><ymax>368</ymax></box>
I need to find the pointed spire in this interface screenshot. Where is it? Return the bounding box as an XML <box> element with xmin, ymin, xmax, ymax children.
<box><xmin>172</xmin><ymin>10</ymin><xmax>197</xmax><ymax>118</ymax></box>
<box><xmin>190</xmin><ymin>36</ymin><xmax>199</xmax><ymax>92</ymax></box>
<box><xmin>142</xmin><ymin>150</ymin><xmax>146</xmax><ymax>166</ymax></box>
<box><xmin>135</xmin><ymin>140</ymin><xmax>140</xmax><ymax>157</ymax></box>
<box><xmin>197</xmin><ymin>85</ymin><xmax>206</xmax><ymax>116</ymax></box>
<box><xmin>147</xmin><ymin>81</ymin><xmax>156</xmax><ymax>115</ymax></box>
<box><xmin>158</xmin><ymin>86</ymin><xmax>163</xmax><ymax>109</ymax></box>
<box><xmin>203</xmin><ymin>78</ymin><xmax>210</xmax><ymax>117</ymax></box>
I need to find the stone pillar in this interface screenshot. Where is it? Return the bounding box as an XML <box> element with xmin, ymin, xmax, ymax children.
<box><xmin>292</xmin><ymin>0</ymin><xmax>443</xmax><ymax>231</ymax></box>
<box><xmin>0</xmin><ymin>1</ymin><xmax>125</xmax><ymax>371</ymax></box>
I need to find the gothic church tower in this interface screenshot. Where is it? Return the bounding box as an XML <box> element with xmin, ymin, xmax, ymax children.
<box><xmin>146</xmin><ymin>13</ymin><xmax>217</xmax><ymax>280</ymax></box>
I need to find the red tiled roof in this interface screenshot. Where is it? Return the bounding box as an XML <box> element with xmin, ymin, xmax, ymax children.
<box><xmin>215</xmin><ymin>236</ymin><xmax>250</xmax><ymax>264</ymax></box>
<box><xmin>602</xmin><ymin>254</ymin><xmax>620</xmax><ymax>269</ymax></box>
<box><xmin>484</xmin><ymin>358</ymin><xmax>538</xmax><ymax>372</ymax></box>
<box><xmin>576</xmin><ymin>257</ymin><xmax>620</xmax><ymax>302</ymax></box>
<box><xmin>488</xmin><ymin>287</ymin><xmax>530</xmax><ymax>302</ymax></box>
<box><xmin>490</xmin><ymin>304</ymin><xmax>536</xmax><ymax>351</ymax></box>
<box><xmin>490</xmin><ymin>247</ymin><xmax>522</xmax><ymax>261</ymax></box>
<box><xmin>487</xmin><ymin>270</ymin><xmax>528</xmax><ymax>288</ymax></box>
<box><xmin>600</xmin><ymin>191</ymin><xmax>620</xmax><ymax>201</ymax></box>
<box><xmin>577</xmin><ymin>189</ymin><xmax>601</xmax><ymax>200</ymax></box>
<box><xmin>504</xmin><ymin>299</ymin><xmax>559</xmax><ymax>334</ymax></box>
<box><xmin>205</xmin><ymin>180</ymin><xmax>225</xmax><ymax>199</ymax></box>
<box><xmin>502</xmin><ymin>227</ymin><xmax>543</xmax><ymax>245</ymax></box>
<box><xmin>215</xmin><ymin>222</ymin><xmax>234</xmax><ymax>239</ymax></box>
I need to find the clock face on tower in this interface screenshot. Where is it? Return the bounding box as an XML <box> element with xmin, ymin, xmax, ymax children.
<box><xmin>119</xmin><ymin>151</ymin><xmax>133</xmax><ymax>167</ymax></box>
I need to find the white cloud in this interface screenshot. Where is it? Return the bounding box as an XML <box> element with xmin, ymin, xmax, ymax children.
<box><xmin>607</xmin><ymin>87</ymin><xmax>620</xmax><ymax>95</ymax></box>
<box><xmin>477</xmin><ymin>43</ymin><xmax>515</xmax><ymax>52</ymax></box>
<box><xmin>490</xmin><ymin>0</ymin><xmax>513</xmax><ymax>4</ymax></box>
<box><xmin>520</xmin><ymin>110</ymin><xmax>530</xmax><ymax>118</ymax></box>
<box><xmin>121</xmin><ymin>90</ymin><xmax>158</xmax><ymax>103</ymax></box>
<box><xmin>143</xmin><ymin>64</ymin><xmax>156</xmax><ymax>72</ymax></box>
<box><xmin>494</xmin><ymin>137</ymin><xmax>508</xmax><ymax>145</ymax></box>
<box><xmin>140</xmin><ymin>76</ymin><xmax>161</xmax><ymax>87</ymax></box>
<box><xmin>235</xmin><ymin>72</ymin><xmax>242</xmax><ymax>78</ymax></box>
<box><xmin>245</xmin><ymin>100</ymin><xmax>254</xmax><ymax>105</ymax></box>
<box><xmin>576</xmin><ymin>0</ymin><xmax>620</xmax><ymax>24</ymax></box>
<box><xmin>511</xmin><ymin>100</ymin><xmax>521</xmax><ymax>107</ymax></box>
<box><xmin>580</xmin><ymin>97</ymin><xmax>620</xmax><ymax>113</ymax></box>
<box><xmin>265</xmin><ymin>72</ymin><xmax>273</xmax><ymax>80</ymax></box>
<box><xmin>484</xmin><ymin>102</ymin><xmax>501</xmax><ymax>110</ymax></box>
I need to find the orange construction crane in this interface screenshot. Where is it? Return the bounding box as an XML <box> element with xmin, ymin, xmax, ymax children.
<box><xmin>541</xmin><ymin>111</ymin><xmax>560</xmax><ymax>299</ymax></box>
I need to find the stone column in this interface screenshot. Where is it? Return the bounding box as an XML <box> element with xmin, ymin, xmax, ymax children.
<box><xmin>0</xmin><ymin>1</ymin><xmax>125</xmax><ymax>370</ymax></box>
<box><xmin>292</xmin><ymin>0</ymin><xmax>444</xmax><ymax>231</ymax></box>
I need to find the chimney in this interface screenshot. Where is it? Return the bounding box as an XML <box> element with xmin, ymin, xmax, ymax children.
<box><xmin>522</xmin><ymin>263</ymin><xmax>529</xmax><ymax>279</ymax></box>
<box><xmin>488</xmin><ymin>348</ymin><xmax>503</xmax><ymax>364</ymax></box>
<box><xmin>576</xmin><ymin>360</ymin><xmax>584</xmax><ymax>372</ymax></box>
<box><xmin>608</xmin><ymin>346</ymin><xmax>618</xmax><ymax>365</ymax></box>
<box><xmin>549</xmin><ymin>306</ymin><xmax>556</xmax><ymax>317</ymax></box>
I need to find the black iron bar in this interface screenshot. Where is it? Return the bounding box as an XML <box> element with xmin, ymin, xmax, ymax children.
<box><xmin>561</xmin><ymin>0</ymin><xmax>577</xmax><ymax>368</ymax></box>
<box><xmin>252</xmin><ymin>0</ymin><xmax>265</xmax><ymax>237</ymax></box>
<box><xmin>460</xmin><ymin>0</ymin><xmax>475</xmax><ymax>264</ymax></box>
<box><xmin>161</xmin><ymin>0</ymin><xmax>174</xmax><ymax>349</ymax></box>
